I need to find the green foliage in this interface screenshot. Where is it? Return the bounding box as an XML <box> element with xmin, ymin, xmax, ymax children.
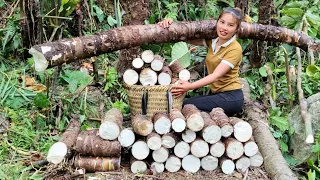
<box><xmin>60</xmin><ymin>70</ymin><xmax>93</xmax><ymax>93</ymax></box>
<box><xmin>0</xmin><ymin>18</ymin><xmax>21</xmax><ymax>57</ymax></box>
<box><xmin>34</xmin><ymin>93</ymin><xmax>50</xmax><ymax>109</ymax></box>
<box><xmin>59</xmin><ymin>0</ymin><xmax>81</xmax><ymax>16</ymax></box>
<box><xmin>112</xmin><ymin>99</ymin><xmax>129</xmax><ymax>114</ymax></box>
<box><xmin>171</xmin><ymin>42</ymin><xmax>191</xmax><ymax>68</ymax></box>
<box><xmin>280</xmin><ymin>0</ymin><xmax>320</xmax><ymax>38</ymax></box>
<box><xmin>269</xmin><ymin>108</ymin><xmax>289</xmax><ymax>132</ymax></box>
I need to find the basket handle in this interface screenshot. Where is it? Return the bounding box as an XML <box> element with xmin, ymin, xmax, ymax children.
<box><xmin>166</xmin><ymin>90</ymin><xmax>173</xmax><ymax>114</ymax></box>
<box><xmin>141</xmin><ymin>89</ymin><xmax>148</xmax><ymax>115</ymax></box>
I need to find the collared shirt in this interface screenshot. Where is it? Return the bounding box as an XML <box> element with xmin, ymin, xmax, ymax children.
<box><xmin>203</xmin><ymin>35</ymin><xmax>242</xmax><ymax>93</ymax></box>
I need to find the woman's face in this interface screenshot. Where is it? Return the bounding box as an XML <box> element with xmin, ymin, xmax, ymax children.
<box><xmin>216</xmin><ymin>13</ymin><xmax>238</xmax><ymax>41</ymax></box>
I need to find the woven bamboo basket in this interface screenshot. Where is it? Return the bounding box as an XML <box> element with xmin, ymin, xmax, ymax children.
<box><xmin>124</xmin><ymin>84</ymin><xmax>185</xmax><ymax>119</ymax></box>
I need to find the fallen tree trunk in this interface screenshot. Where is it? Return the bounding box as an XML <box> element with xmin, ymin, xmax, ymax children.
<box><xmin>47</xmin><ymin>120</ymin><xmax>81</xmax><ymax>164</ymax></box>
<box><xmin>241</xmin><ymin>78</ymin><xmax>298</xmax><ymax>180</ymax></box>
<box><xmin>74</xmin><ymin>155</ymin><xmax>120</xmax><ymax>172</ymax></box>
<box><xmin>29</xmin><ymin>20</ymin><xmax>319</xmax><ymax>71</ymax></box>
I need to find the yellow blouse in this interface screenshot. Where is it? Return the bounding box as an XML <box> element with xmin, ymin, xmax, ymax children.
<box><xmin>204</xmin><ymin>35</ymin><xmax>242</xmax><ymax>93</ymax></box>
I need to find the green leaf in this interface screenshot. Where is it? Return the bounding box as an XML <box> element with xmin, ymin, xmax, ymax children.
<box><xmin>312</xmin><ymin>142</ymin><xmax>320</xmax><ymax>153</ymax></box>
<box><xmin>280</xmin><ymin>8</ymin><xmax>304</xmax><ymax>17</ymax></box>
<box><xmin>93</xmin><ymin>5</ymin><xmax>105</xmax><ymax>23</ymax></box>
<box><xmin>272</xmin><ymin>130</ymin><xmax>283</xmax><ymax>138</ymax></box>
<box><xmin>60</xmin><ymin>70</ymin><xmax>93</xmax><ymax>93</ymax></box>
<box><xmin>107</xmin><ymin>16</ymin><xmax>117</xmax><ymax>27</ymax></box>
<box><xmin>306</xmin><ymin>10</ymin><xmax>320</xmax><ymax>30</ymax></box>
<box><xmin>269</xmin><ymin>116</ymin><xmax>289</xmax><ymax>132</ymax></box>
<box><xmin>307</xmin><ymin>169</ymin><xmax>316</xmax><ymax>180</ymax></box>
<box><xmin>79</xmin><ymin>115</ymin><xmax>85</xmax><ymax>124</ymax></box>
<box><xmin>279</xmin><ymin>139</ymin><xmax>288</xmax><ymax>152</ymax></box>
<box><xmin>259</xmin><ymin>67</ymin><xmax>268</xmax><ymax>77</ymax></box>
<box><xmin>280</xmin><ymin>16</ymin><xmax>297</xmax><ymax>27</ymax></box>
<box><xmin>34</xmin><ymin>93</ymin><xmax>50</xmax><ymax>109</ymax></box>
<box><xmin>306</xmin><ymin>65</ymin><xmax>320</xmax><ymax>77</ymax></box>
<box><xmin>283</xmin><ymin>153</ymin><xmax>299</xmax><ymax>166</ymax></box>
<box><xmin>171</xmin><ymin>42</ymin><xmax>190</xmax><ymax>68</ymax></box>
<box><xmin>284</xmin><ymin>1</ymin><xmax>308</xmax><ymax>9</ymax></box>
<box><xmin>307</xmin><ymin>158</ymin><xmax>314</xmax><ymax>167</ymax></box>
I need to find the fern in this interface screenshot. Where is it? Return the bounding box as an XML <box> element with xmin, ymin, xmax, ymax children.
<box><xmin>1</xmin><ymin>18</ymin><xmax>19</xmax><ymax>52</ymax></box>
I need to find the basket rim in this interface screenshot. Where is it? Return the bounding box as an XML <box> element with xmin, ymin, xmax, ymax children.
<box><xmin>123</xmin><ymin>83</ymin><xmax>174</xmax><ymax>91</ymax></box>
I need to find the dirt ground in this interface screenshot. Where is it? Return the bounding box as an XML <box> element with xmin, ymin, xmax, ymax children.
<box><xmin>84</xmin><ymin>167</ymin><xmax>270</xmax><ymax>180</ymax></box>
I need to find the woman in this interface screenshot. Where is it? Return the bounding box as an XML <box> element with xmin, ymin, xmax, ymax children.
<box><xmin>159</xmin><ymin>8</ymin><xmax>244</xmax><ymax>116</ymax></box>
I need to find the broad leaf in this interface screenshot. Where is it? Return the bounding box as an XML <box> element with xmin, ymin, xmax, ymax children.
<box><xmin>60</xmin><ymin>70</ymin><xmax>93</xmax><ymax>93</ymax></box>
<box><xmin>307</xmin><ymin>169</ymin><xmax>316</xmax><ymax>180</ymax></box>
<box><xmin>280</xmin><ymin>16</ymin><xmax>297</xmax><ymax>27</ymax></box>
<box><xmin>107</xmin><ymin>16</ymin><xmax>117</xmax><ymax>27</ymax></box>
<box><xmin>93</xmin><ymin>5</ymin><xmax>105</xmax><ymax>23</ymax></box>
<box><xmin>269</xmin><ymin>116</ymin><xmax>289</xmax><ymax>132</ymax></box>
<box><xmin>284</xmin><ymin>1</ymin><xmax>308</xmax><ymax>9</ymax></box>
<box><xmin>279</xmin><ymin>139</ymin><xmax>288</xmax><ymax>152</ymax></box>
<box><xmin>171</xmin><ymin>42</ymin><xmax>191</xmax><ymax>68</ymax></box>
<box><xmin>259</xmin><ymin>67</ymin><xmax>268</xmax><ymax>77</ymax></box>
<box><xmin>306</xmin><ymin>65</ymin><xmax>320</xmax><ymax>77</ymax></box>
<box><xmin>306</xmin><ymin>10</ymin><xmax>320</xmax><ymax>30</ymax></box>
<box><xmin>280</xmin><ymin>8</ymin><xmax>304</xmax><ymax>17</ymax></box>
<box><xmin>312</xmin><ymin>142</ymin><xmax>320</xmax><ymax>153</ymax></box>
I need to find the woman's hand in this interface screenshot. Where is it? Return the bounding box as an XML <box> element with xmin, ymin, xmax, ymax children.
<box><xmin>172</xmin><ymin>80</ymin><xmax>192</xmax><ymax>97</ymax></box>
<box><xmin>158</xmin><ymin>18</ymin><xmax>173</xmax><ymax>28</ymax></box>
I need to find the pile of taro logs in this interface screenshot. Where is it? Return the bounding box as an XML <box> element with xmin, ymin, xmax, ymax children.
<box><xmin>47</xmin><ymin>109</ymin><xmax>124</xmax><ymax>172</ymax></box>
<box><xmin>123</xmin><ymin>50</ymin><xmax>191</xmax><ymax>86</ymax></box>
<box><xmin>47</xmin><ymin>106</ymin><xmax>263</xmax><ymax>174</ymax></box>
<box><xmin>124</xmin><ymin>105</ymin><xmax>264</xmax><ymax>174</ymax></box>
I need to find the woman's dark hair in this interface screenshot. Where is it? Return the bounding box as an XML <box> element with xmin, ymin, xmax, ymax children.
<box><xmin>218</xmin><ymin>7</ymin><xmax>243</xmax><ymax>29</ymax></box>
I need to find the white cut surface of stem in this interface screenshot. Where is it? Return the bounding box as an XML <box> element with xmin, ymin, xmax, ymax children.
<box><xmin>161</xmin><ymin>135</ymin><xmax>176</xmax><ymax>148</ymax></box>
<box><xmin>99</xmin><ymin>121</ymin><xmax>120</xmax><ymax>140</ymax></box>
<box><xmin>172</xmin><ymin>118</ymin><xmax>186</xmax><ymax>132</ymax></box>
<box><xmin>233</xmin><ymin>121</ymin><xmax>253</xmax><ymax>142</ymax></box>
<box><xmin>249</xmin><ymin>153</ymin><xmax>264</xmax><ymax>167</ymax></box>
<box><xmin>152</xmin><ymin>147</ymin><xmax>169</xmax><ymax>163</ymax></box>
<box><xmin>201</xmin><ymin>155</ymin><xmax>218</xmax><ymax>171</ymax></box>
<box><xmin>141</xmin><ymin>50</ymin><xmax>154</xmax><ymax>63</ymax></box>
<box><xmin>154</xmin><ymin>117</ymin><xmax>171</xmax><ymax>135</ymax></box>
<box><xmin>174</xmin><ymin>141</ymin><xmax>190</xmax><ymax>158</ymax></box>
<box><xmin>179</xmin><ymin>69</ymin><xmax>191</xmax><ymax>81</ymax></box>
<box><xmin>158</xmin><ymin>72</ymin><xmax>172</xmax><ymax>85</ymax></box>
<box><xmin>187</xmin><ymin>114</ymin><xmax>204</xmax><ymax>132</ymax></box>
<box><xmin>151</xmin><ymin>162</ymin><xmax>165</xmax><ymax>173</ymax></box>
<box><xmin>236</xmin><ymin>156</ymin><xmax>251</xmax><ymax>173</ymax></box>
<box><xmin>165</xmin><ymin>156</ymin><xmax>181</xmax><ymax>172</ymax></box>
<box><xmin>191</xmin><ymin>139</ymin><xmax>209</xmax><ymax>158</ymax></box>
<box><xmin>210</xmin><ymin>142</ymin><xmax>225</xmax><ymax>158</ymax></box>
<box><xmin>147</xmin><ymin>135</ymin><xmax>162</xmax><ymax>151</ymax></box>
<box><xmin>182</xmin><ymin>129</ymin><xmax>196</xmax><ymax>143</ymax></box>
<box><xmin>132</xmin><ymin>57</ymin><xmax>144</xmax><ymax>69</ymax></box>
<box><xmin>244</xmin><ymin>141</ymin><xmax>259</xmax><ymax>157</ymax></box>
<box><xmin>132</xmin><ymin>141</ymin><xmax>150</xmax><ymax>160</ymax></box>
<box><xmin>139</xmin><ymin>68</ymin><xmax>157</xmax><ymax>86</ymax></box>
<box><xmin>151</xmin><ymin>59</ymin><xmax>164</xmax><ymax>71</ymax></box>
<box><xmin>182</xmin><ymin>155</ymin><xmax>201</xmax><ymax>173</ymax></box>
<box><xmin>202</xmin><ymin>125</ymin><xmax>221</xmax><ymax>144</ymax></box>
<box><xmin>123</xmin><ymin>69</ymin><xmax>139</xmax><ymax>85</ymax></box>
<box><xmin>118</xmin><ymin>128</ymin><xmax>135</xmax><ymax>147</ymax></box>
<box><xmin>131</xmin><ymin>160</ymin><xmax>147</xmax><ymax>173</ymax></box>
<box><xmin>221</xmin><ymin>125</ymin><xmax>234</xmax><ymax>138</ymax></box>
<box><xmin>47</xmin><ymin>142</ymin><xmax>68</xmax><ymax>164</ymax></box>
<box><xmin>221</xmin><ymin>159</ymin><xmax>235</xmax><ymax>175</ymax></box>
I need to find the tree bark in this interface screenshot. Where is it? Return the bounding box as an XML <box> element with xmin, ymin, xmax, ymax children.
<box><xmin>234</xmin><ymin>0</ymin><xmax>249</xmax><ymax>16</ymax></box>
<box><xmin>29</xmin><ymin>20</ymin><xmax>320</xmax><ymax>71</ymax></box>
<box><xmin>20</xmin><ymin>0</ymin><xmax>42</xmax><ymax>57</ymax></box>
<box><xmin>116</xmin><ymin>0</ymin><xmax>150</xmax><ymax>76</ymax></box>
<box><xmin>249</xmin><ymin>0</ymin><xmax>273</xmax><ymax>68</ymax></box>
